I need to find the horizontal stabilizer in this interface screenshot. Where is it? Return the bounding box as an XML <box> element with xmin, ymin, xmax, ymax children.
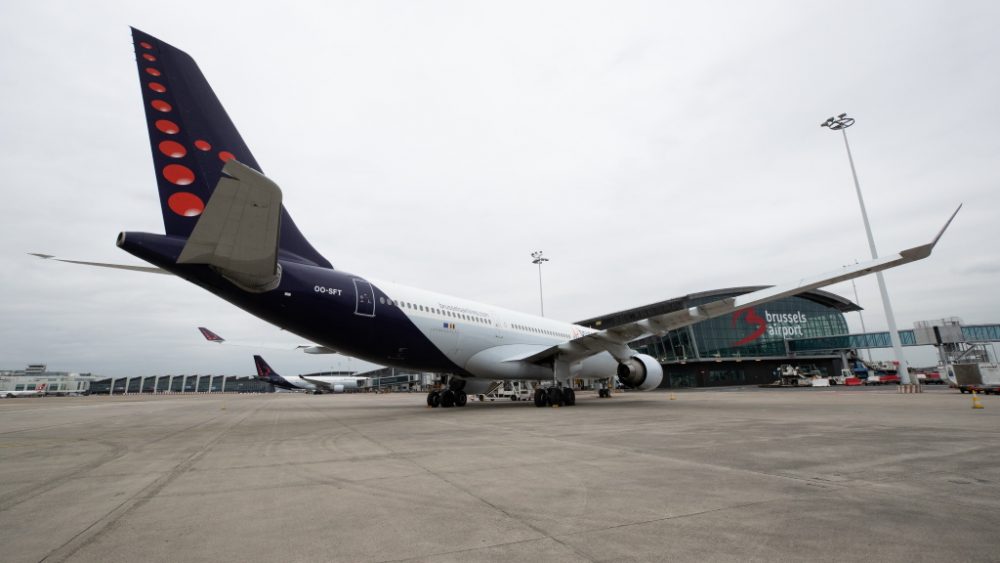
<box><xmin>30</xmin><ymin>253</ymin><xmax>168</xmax><ymax>274</ymax></box>
<box><xmin>177</xmin><ymin>160</ymin><xmax>282</xmax><ymax>292</ymax></box>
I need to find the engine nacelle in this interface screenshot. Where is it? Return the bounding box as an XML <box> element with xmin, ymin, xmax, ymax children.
<box><xmin>616</xmin><ymin>354</ymin><xmax>664</xmax><ymax>391</ymax></box>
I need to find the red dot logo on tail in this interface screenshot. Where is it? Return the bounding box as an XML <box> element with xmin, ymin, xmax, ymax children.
<box><xmin>167</xmin><ymin>192</ymin><xmax>204</xmax><ymax>217</ymax></box>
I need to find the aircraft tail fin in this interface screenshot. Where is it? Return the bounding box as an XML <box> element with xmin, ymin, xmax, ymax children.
<box><xmin>253</xmin><ymin>355</ymin><xmax>280</xmax><ymax>383</ymax></box>
<box><xmin>129</xmin><ymin>28</ymin><xmax>332</xmax><ymax>269</ymax></box>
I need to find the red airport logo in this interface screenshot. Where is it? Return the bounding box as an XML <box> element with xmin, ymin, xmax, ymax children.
<box><xmin>732</xmin><ymin>309</ymin><xmax>767</xmax><ymax>345</ymax></box>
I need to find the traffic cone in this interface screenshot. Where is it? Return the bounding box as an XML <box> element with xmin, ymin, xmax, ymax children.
<box><xmin>669</xmin><ymin>393</ymin><xmax>676</xmax><ymax>401</ymax></box>
<box><xmin>972</xmin><ymin>391</ymin><xmax>984</xmax><ymax>410</ymax></box>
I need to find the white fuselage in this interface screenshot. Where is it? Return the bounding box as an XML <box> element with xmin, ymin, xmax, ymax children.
<box><xmin>373</xmin><ymin>279</ymin><xmax>620</xmax><ymax>381</ymax></box>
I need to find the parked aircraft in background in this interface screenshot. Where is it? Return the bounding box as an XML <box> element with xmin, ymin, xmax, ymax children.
<box><xmin>37</xmin><ymin>29</ymin><xmax>958</xmax><ymax>409</ymax></box>
<box><xmin>198</xmin><ymin>326</ymin><xmax>339</xmax><ymax>355</ymax></box>
<box><xmin>253</xmin><ymin>355</ymin><xmax>364</xmax><ymax>394</ymax></box>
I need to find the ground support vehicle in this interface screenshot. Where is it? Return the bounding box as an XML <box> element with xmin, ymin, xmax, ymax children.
<box><xmin>478</xmin><ymin>381</ymin><xmax>534</xmax><ymax>402</ymax></box>
<box><xmin>916</xmin><ymin>372</ymin><xmax>947</xmax><ymax>385</ymax></box>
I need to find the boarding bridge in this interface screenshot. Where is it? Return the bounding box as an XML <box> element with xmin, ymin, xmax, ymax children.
<box><xmin>787</xmin><ymin>323</ymin><xmax>1000</xmax><ymax>354</ymax></box>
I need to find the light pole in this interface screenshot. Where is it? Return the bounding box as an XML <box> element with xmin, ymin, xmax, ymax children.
<box><xmin>531</xmin><ymin>251</ymin><xmax>549</xmax><ymax>317</ymax></box>
<box><xmin>822</xmin><ymin>113</ymin><xmax>912</xmax><ymax>384</ymax></box>
<box><xmin>846</xmin><ymin>260</ymin><xmax>873</xmax><ymax>362</ymax></box>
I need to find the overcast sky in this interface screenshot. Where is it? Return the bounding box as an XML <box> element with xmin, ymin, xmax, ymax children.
<box><xmin>2</xmin><ymin>1</ymin><xmax>997</xmax><ymax>378</ymax></box>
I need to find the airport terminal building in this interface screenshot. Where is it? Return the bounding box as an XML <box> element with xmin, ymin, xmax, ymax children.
<box><xmin>578</xmin><ymin>287</ymin><xmax>861</xmax><ymax>388</ymax></box>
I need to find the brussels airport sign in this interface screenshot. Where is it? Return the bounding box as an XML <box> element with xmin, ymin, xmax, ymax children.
<box><xmin>732</xmin><ymin>308</ymin><xmax>808</xmax><ymax>346</ymax></box>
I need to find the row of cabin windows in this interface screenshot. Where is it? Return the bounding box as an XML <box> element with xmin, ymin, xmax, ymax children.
<box><xmin>386</xmin><ymin>295</ymin><xmax>569</xmax><ymax>339</ymax></box>
<box><xmin>391</xmin><ymin>298</ymin><xmax>491</xmax><ymax>325</ymax></box>
<box><xmin>512</xmin><ymin>323</ymin><xmax>570</xmax><ymax>339</ymax></box>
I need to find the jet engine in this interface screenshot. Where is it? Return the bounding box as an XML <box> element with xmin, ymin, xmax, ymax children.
<box><xmin>616</xmin><ymin>354</ymin><xmax>664</xmax><ymax>391</ymax></box>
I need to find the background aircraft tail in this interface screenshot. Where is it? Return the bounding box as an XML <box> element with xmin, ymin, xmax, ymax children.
<box><xmin>253</xmin><ymin>355</ymin><xmax>280</xmax><ymax>382</ymax></box>
<box><xmin>129</xmin><ymin>28</ymin><xmax>332</xmax><ymax>269</ymax></box>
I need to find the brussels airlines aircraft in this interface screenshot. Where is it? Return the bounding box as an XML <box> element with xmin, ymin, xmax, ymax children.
<box><xmin>253</xmin><ymin>355</ymin><xmax>364</xmax><ymax>394</ymax></box>
<box><xmin>48</xmin><ymin>29</ymin><xmax>958</xmax><ymax>408</ymax></box>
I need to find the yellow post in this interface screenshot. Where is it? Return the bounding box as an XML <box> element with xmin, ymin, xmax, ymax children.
<box><xmin>669</xmin><ymin>393</ymin><xmax>676</xmax><ymax>401</ymax></box>
<box><xmin>972</xmin><ymin>390</ymin><xmax>984</xmax><ymax>410</ymax></box>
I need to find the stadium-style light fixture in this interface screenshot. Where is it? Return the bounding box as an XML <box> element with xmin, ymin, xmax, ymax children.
<box><xmin>821</xmin><ymin>112</ymin><xmax>912</xmax><ymax>385</ymax></box>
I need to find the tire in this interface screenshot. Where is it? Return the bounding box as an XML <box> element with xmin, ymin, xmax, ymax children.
<box><xmin>427</xmin><ymin>391</ymin><xmax>441</xmax><ymax>407</ymax></box>
<box><xmin>563</xmin><ymin>388</ymin><xmax>576</xmax><ymax>406</ymax></box>
<box><xmin>547</xmin><ymin>387</ymin><xmax>564</xmax><ymax>407</ymax></box>
<box><xmin>534</xmin><ymin>388</ymin><xmax>548</xmax><ymax>407</ymax></box>
<box><xmin>440</xmin><ymin>389</ymin><xmax>455</xmax><ymax>408</ymax></box>
<box><xmin>510</xmin><ymin>395</ymin><xmax>518</xmax><ymax>401</ymax></box>
<box><xmin>455</xmin><ymin>391</ymin><xmax>467</xmax><ymax>407</ymax></box>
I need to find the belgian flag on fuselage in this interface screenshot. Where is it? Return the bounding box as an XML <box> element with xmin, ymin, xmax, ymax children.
<box><xmin>129</xmin><ymin>27</ymin><xmax>332</xmax><ymax>269</ymax></box>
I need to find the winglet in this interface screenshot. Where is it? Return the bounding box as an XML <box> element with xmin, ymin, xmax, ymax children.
<box><xmin>198</xmin><ymin>327</ymin><xmax>225</xmax><ymax>343</ymax></box>
<box><xmin>933</xmin><ymin>204</ymin><xmax>962</xmax><ymax>247</ymax></box>
<box><xmin>899</xmin><ymin>204</ymin><xmax>962</xmax><ymax>262</ymax></box>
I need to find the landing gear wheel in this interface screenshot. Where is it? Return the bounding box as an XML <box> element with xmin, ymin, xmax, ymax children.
<box><xmin>563</xmin><ymin>388</ymin><xmax>576</xmax><ymax>406</ymax></box>
<box><xmin>440</xmin><ymin>389</ymin><xmax>456</xmax><ymax>408</ymax></box>
<box><xmin>547</xmin><ymin>387</ymin><xmax>564</xmax><ymax>407</ymax></box>
<box><xmin>455</xmin><ymin>391</ymin><xmax>468</xmax><ymax>407</ymax></box>
<box><xmin>534</xmin><ymin>388</ymin><xmax>548</xmax><ymax>407</ymax></box>
<box><xmin>427</xmin><ymin>391</ymin><xmax>441</xmax><ymax>408</ymax></box>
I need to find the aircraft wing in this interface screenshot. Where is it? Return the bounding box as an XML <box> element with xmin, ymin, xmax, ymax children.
<box><xmin>198</xmin><ymin>327</ymin><xmax>337</xmax><ymax>354</ymax></box>
<box><xmin>524</xmin><ymin>206</ymin><xmax>960</xmax><ymax>365</ymax></box>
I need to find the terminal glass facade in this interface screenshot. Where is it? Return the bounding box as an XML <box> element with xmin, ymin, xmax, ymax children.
<box><xmin>634</xmin><ymin>293</ymin><xmax>850</xmax><ymax>362</ymax></box>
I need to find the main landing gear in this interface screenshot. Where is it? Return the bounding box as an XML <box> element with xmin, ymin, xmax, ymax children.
<box><xmin>533</xmin><ymin>386</ymin><xmax>576</xmax><ymax>407</ymax></box>
<box><xmin>427</xmin><ymin>378</ymin><xmax>469</xmax><ymax>408</ymax></box>
<box><xmin>426</xmin><ymin>389</ymin><xmax>468</xmax><ymax>408</ymax></box>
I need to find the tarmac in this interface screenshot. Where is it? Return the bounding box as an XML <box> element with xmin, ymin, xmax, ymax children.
<box><xmin>1</xmin><ymin>386</ymin><xmax>998</xmax><ymax>563</ymax></box>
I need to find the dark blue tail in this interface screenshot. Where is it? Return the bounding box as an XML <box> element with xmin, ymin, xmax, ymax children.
<box><xmin>253</xmin><ymin>355</ymin><xmax>289</xmax><ymax>386</ymax></box>
<box><xmin>130</xmin><ymin>28</ymin><xmax>331</xmax><ymax>269</ymax></box>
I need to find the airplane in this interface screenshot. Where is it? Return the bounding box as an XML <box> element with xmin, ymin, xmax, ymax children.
<box><xmin>253</xmin><ymin>355</ymin><xmax>364</xmax><ymax>394</ymax></box>
<box><xmin>39</xmin><ymin>28</ymin><xmax>959</xmax><ymax>409</ymax></box>
<box><xmin>198</xmin><ymin>326</ymin><xmax>340</xmax><ymax>355</ymax></box>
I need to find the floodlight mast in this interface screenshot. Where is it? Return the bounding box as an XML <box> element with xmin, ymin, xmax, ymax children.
<box><xmin>531</xmin><ymin>251</ymin><xmax>549</xmax><ymax>317</ymax></box>
<box><xmin>821</xmin><ymin>113</ymin><xmax>912</xmax><ymax>385</ymax></box>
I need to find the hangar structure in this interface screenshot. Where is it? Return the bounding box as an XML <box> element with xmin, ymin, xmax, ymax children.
<box><xmin>579</xmin><ymin>287</ymin><xmax>869</xmax><ymax>388</ymax></box>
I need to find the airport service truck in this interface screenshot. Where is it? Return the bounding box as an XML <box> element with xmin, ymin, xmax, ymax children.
<box><xmin>951</xmin><ymin>363</ymin><xmax>1000</xmax><ymax>395</ymax></box>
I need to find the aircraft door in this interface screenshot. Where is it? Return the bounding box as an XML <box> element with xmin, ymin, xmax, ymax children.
<box><xmin>353</xmin><ymin>279</ymin><xmax>375</xmax><ymax>317</ymax></box>
<box><xmin>492</xmin><ymin>315</ymin><xmax>504</xmax><ymax>342</ymax></box>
